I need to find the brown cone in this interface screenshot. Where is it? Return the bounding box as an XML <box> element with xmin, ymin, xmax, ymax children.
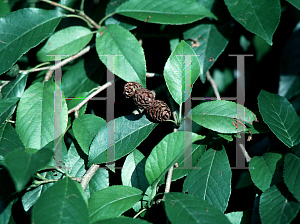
<box><xmin>133</xmin><ymin>88</ymin><xmax>155</xmax><ymax>109</ymax></box>
<box><xmin>147</xmin><ymin>100</ymin><xmax>171</xmax><ymax>122</ymax></box>
<box><xmin>123</xmin><ymin>82</ymin><xmax>143</xmax><ymax>98</ymax></box>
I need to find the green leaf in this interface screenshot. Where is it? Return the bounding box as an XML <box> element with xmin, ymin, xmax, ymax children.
<box><xmin>191</xmin><ymin>100</ymin><xmax>257</xmax><ymax>134</ymax></box>
<box><xmin>284</xmin><ymin>153</ymin><xmax>300</xmax><ymax>202</ymax></box>
<box><xmin>1</xmin><ymin>72</ymin><xmax>28</xmax><ymax>99</ymax></box>
<box><xmin>225</xmin><ymin>212</ymin><xmax>243</xmax><ymax>224</ymax></box>
<box><xmin>145</xmin><ymin>131</ymin><xmax>205</xmax><ymax>186</ymax></box>
<box><xmin>0</xmin><ymin>123</ymin><xmax>25</xmax><ymax>164</ymax></box>
<box><xmin>66</xmin><ymin>92</ymin><xmax>89</xmax><ymax>116</ymax></box>
<box><xmin>0</xmin><ymin>8</ymin><xmax>65</xmax><ymax>75</ymax></box>
<box><xmin>182</xmin><ymin>147</ymin><xmax>232</xmax><ymax>212</ymax></box>
<box><xmin>224</xmin><ymin>0</ymin><xmax>280</xmax><ymax>45</ymax></box>
<box><xmin>62</xmin><ymin>57</ymin><xmax>104</xmax><ymax>98</ymax></box>
<box><xmin>287</xmin><ymin>0</ymin><xmax>300</xmax><ymax>10</ymax></box>
<box><xmin>164</xmin><ymin>40</ymin><xmax>200</xmax><ymax>105</ymax></box>
<box><xmin>164</xmin><ymin>192</ymin><xmax>232</xmax><ymax>224</ymax></box>
<box><xmin>121</xmin><ymin>149</ymin><xmax>149</xmax><ymax>192</ymax></box>
<box><xmin>259</xmin><ymin>183</ymin><xmax>300</xmax><ymax>224</ymax></box>
<box><xmin>32</xmin><ymin>177</ymin><xmax>90</xmax><ymax>224</ymax></box>
<box><xmin>73</xmin><ymin>115</ymin><xmax>106</xmax><ymax>154</ymax></box>
<box><xmin>89</xmin><ymin>115</ymin><xmax>157</xmax><ymax>165</ymax></box>
<box><xmin>37</xmin><ymin>26</ymin><xmax>93</xmax><ymax>62</ymax></box>
<box><xmin>0</xmin><ymin>97</ymin><xmax>19</xmax><ymax>128</ymax></box>
<box><xmin>3</xmin><ymin>148</ymin><xmax>53</xmax><ymax>192</ymax></box>
<box><xmin>96</xmin><ymin>24</ymin><xmax>146</xmax><ymax>88</ymax></box>
<box><xmin>115</xmin><ymin>0</ymin><xmax>217</xmax><ymax>25</ymax></box>
<box><xmin>258</xmin><ymin>90</ymin><xmax>300</xmax><ymax>148</ymax></box>
<box><xmin>15</xmin><ymin>81</ymin><xmax>68</xmax><ymax>149</ymax></box>
<box><xmin>0</xmin><ymin>0</ymin><xmax>10</xmax><ymax>18</ymax></box>
<box><xmin>183</xmin><ymin>22</ymin><xmax>232</xmax><ymax>82</ymax></box>
<box><xmin>249</xmin><ymin>152</ymin><xmax>283</xmax><ymax>192</ymax></box>
<box><xmin>171</xmin><ymin>144</ymin><xmax>206</xmax><ymax>181</ymax></box>
<box><xmin>93</xmin><ymin>216</ymin><xmax>152</xmax><ymax>224</ymax></box>
<box><xmin>88</xmin><ymin>185</ymin><xmax>142</xmax><ymax>222</ymax></box>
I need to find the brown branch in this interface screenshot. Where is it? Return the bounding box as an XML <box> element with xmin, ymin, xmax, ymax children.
<box><xmin>206</xmin><ymin>71</ymin><xmax>221</xmax><ymax>100</ymax></box>
<box><xmin>80</xmin><ymin>164</ymin><xmax>100</xmax><ymax>190</ymax></box>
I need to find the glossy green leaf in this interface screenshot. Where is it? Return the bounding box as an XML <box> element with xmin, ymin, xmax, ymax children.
<box><xmin>32</xmin><ymin>177</ymin><xmax>90</xmax><ymax>224</ymax></box>
<box><xmin>62</xmin><ymin>57</ymin><xmax>104</xmax><ymax>98</ymax></box>
<box><xmin>225</xmin><ymin>212</ymin><xmax>243</xmax><ymax>224</ymax></box>
<box><xmin>145</xmin><ymin>131</ymin><xmax>205</xmax><ymax>186</ymax></box>
<box><xmin>1</xmin><ymin>72</ymin><xmax>28</xmax><ymax>99</ymax></box>
<box><xmin>287</xmin><ymin>0</ymin><xmax>300</xmax><ymax>10</ymax></box>
<box><xmin>0</xmin><ymin>0</ymin><xmax>10</xmax><ymax>18</ymax></box>
<box><xmin>224</xmin><ymin>0</ymin><xmax>280</xmax><ymax>45</ymax></box>
<box><xmin>37</xmin><ymin>26</ymin><xmax>93</xmax><ymax>62</ymax></box>
<box><xmin>0</xmin><ymin>8</ymin><xmax>65</xmax><ymax>75</ymax></box>
<box><xmin>115</xmin><ymin>0</ymin><xmax>216</xmax><ymax>25</ymax></box>
<box><xmin>89</xmin><ymin>115</ymin><xmax>157</xmax><ymax>165</ymax></box>
<box><xmin>105</xmin><ymin>0</ymin><xmax>139</xmax><ymax>30</ymax></box>
<box><xmin>0</xmin><ymin>97</ymin><xmax>19</xmax><ymax>128</ymax></box>
<box><xmin>259</xmin><ymin>183</ymin><xmax>300</xmax><ymax>224</ymax></box>
<box><xmin>258</xmin><ymin>90</ymin><xmax>300</xmax><ymax>148</ymax></box>
<box><xmin>182</xmin><ymin>147</ymin><xmax>231</xmax><ymax>212</ymax></box>
<box><xmin>3</xmin><ymin>148</ymin><xmax>53</xmax><ymax>192</ymax></box>
<box><xmin>284</xmin><ymin>153</ymin><xmax>300</xmax><ymax>202</ymax></box>
<box><xmin>92</xmin><ymin>216</ymin><xmax>152</xmax><ymax>224</ymax></box>
<box><xmin>121</xmin><ymin>149</ymin><xmax>149</xmax><ymax>192</ymax></box>
<box><xmin>164</xmin><ymin>40</ymin><xmax>200</xmax><ymax>105</ymax></box>
<box><xmin>249</xmin><ymin>152</ymin><xmax>283</xmax><ymax>192</ymax></box>
<box><xmin>73</xmin><ymin>115</ymin><xmax>106</xmax><ymax>154</ymax></box>
<box><xmin>171</xmin><ymin>144</ymin><xmax>206</xmax><ymax>182</ymax></box>
<box><xmin>191</xmin><ymin>100</ymin><xmax>257</xmax><ymax>133</ymax></box>
<box><xmin>0</xmin><ymin>123</ymin><xmax>25</xmax><ymax>164</ymax></box>
<box><xmin>183</xmin><ymin>22</ymin><xmax>232</xmax><ymax>82</ymax></box>
<box><xmin>88</xmin><ymin>185</ymin><xmax>143</xmax><ymax>222</ymax></box>
<box><xmin>164</xmin><ymin>192</ymin><xmax>232</xmax><ymax>224</ymax></box>
<box><xmin>15</xmin><ymin>81</ymin><xmax>68</xmax><ymax>149</ymax></box>
<box><xmin>96</xmin><ymin>24</ymin><xmax>146</xmax><ymax>88</ymax></box>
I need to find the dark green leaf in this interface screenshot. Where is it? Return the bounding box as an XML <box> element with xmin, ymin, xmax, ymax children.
<box><xmin>0</xmin><ymin>8</ymin><xmax>65</xmax><ymax>75</ymax></box>
<box><xmin>88</xmin><ymin>185</ymin><xmax>142</xmax><ymax>222</ymax></box>
<box><xmin>37</xmin><ymin>26</ymin><xmax>93</xmax><ymax>62</ymax></box>
<box><xmin>1</xmin><ymin>72</ymin><xmax>28</xmax><ymax>99</ymax></box>
<box><xmin>32</xmin><ymin>177</ymin><xmax>90</xmax><ymax>224</ymax></box>
<box><xmin>287</xmin><ymin>0</ymin><xmax>300</xmax><ymax>10</ymax></box>
<box><xmin>0</xmin><ymin>97</ymin><xmax>19</xmax><ymax>128</ymax></box>
<box><xmin>191</xmin><ymin>100</ymin><xmax>257</xmax><ymax>133</ymax></box>
<box><xmin>15</xmin><ymin>81</ymin><xmax>68</xmax><ymax>149</ymax></box>
<box><xmin>115</xmin><ymin>0</ymin><xmax>217</xmax><ymax>25</ymax></box>
<box><xmin>164</xmin><ymin>192</ymin><xmax>232</xmax><ymax>224</ymax></box>
<box><xmin>145</xmin><ymin>131</ymin><xmax>205</xmax><ymax>186</ymax></box>
<box><xmin>73</xmin><ymin>114</ymin><xmax>106</xmax><ymax>154</ymax></box>
<box><xmin>258</xmin><ymin>90</ymin><xmax>300</xmax><ymax>148</ymax></box>
<box><xmin>96</xmin><ymin>24</ymin><xmax>146</xmax><ymax>88</ymax></box>
<box><xmin>0</xmin><ymin>123</ymin><xmax>25</xmax><ymax>164</ymax></box>
<box><xmin>164</xmin><ymin>40</ymin><xmax>200</xmax><ymax>105</ymax></box>
<box><xmin>121</xmin><ymin>149</ymin><xmax>149</xmax><ymax>192</ymax></box>
<box><xmin>249</xmin><ymin>152</ymin><xmax>283</xmax><ymax>192</ymax></box>
<box><xmin>89</xmin><ymin>115</ymin><xmax>157</xmax><ymax>165</ymax></box>
<box><xmin>3</xmin><ymin>148</ymin><xmax>53</xmax><ymax>192</ymax></box>
<box><xmin>182</xmin><ymin>147</ymin><xmax>232</xmax><ymax>212</ymax></box>
<box><xmin>183</xmin><ymin>22</ymin><xmax>232</xmax><ymax>82</ymax></box>
<box><xmin>284</xmin><ymin>153</ymin><xmax>300</xmax><ymax>202</ymax></box>
<box><xmin>259</xmin><ymin>183</ymin><xmax>300</xmax><ymax>224</ymax></box>
<box><xmin>92</xmin><ymin>216</ymin><xmax>152</xmax><ymax>224</ymax></box>
<box><xmin>0</xmin><ymin>0</ymin><xmax>10</xmax><ymax>18</ymax></box>
<box><xmin>224</xmin><ymin>0</ymin><xmax>280</xmax><ymax>45</ymax></box>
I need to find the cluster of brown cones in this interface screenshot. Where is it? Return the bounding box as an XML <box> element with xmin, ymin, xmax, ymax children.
<box><xmin>123</xmin><ymin>82</ymin><xmax>171</xmax><ymax>122</ymax></box>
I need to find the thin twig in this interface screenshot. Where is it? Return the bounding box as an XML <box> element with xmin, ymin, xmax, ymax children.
<box><xmin>206</xmin><ymin>71</ymin><xmax>221</xmax><ymax>100</ymax></box>
<box><xmin>239</xmin><ymin>144</ymin><xmax>251</xmax><ymax>162</ymax></box>
<box><xmin>68</xmin><ymin>80</ymin><xmax>115</xmax><ymax>114</ymax></box>
<box><xmin>42</xmin><ymin>45</ymin><xmax>92</xmax><ymax>82</ymax></box>
<box><xmin>39</xmin><ymin>0</ymin><xmax>100</xmax><ymax>29</ymax></box>
<box><xmin>80</xmin><ymin>164</ymin><xmax>100</xmax><ymax>190</ymax></box>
